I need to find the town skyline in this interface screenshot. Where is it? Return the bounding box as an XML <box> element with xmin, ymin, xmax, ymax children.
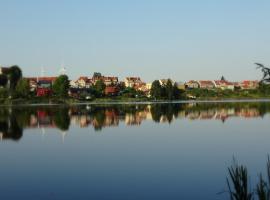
<box><xmin>0</xmin><ymin>1</ymin><xmax>269</xmax><ymax>82</ymax></box>
<box><xmin>0</xmin><ymin>64</ymin><xmax>263</xmax><ymax>83</ymax></box>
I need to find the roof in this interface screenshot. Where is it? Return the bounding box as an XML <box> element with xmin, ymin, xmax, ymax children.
<box><xmin>78</xmin><ymin>76</ymin><xmax>89</xmax><ymax>81</ymax></box>
<box><xmin>214</xmin><ymin>80</ymin><xmax>235</xmax><ymax>86</ymax></box>
<box><xmin>241</xmin><ymin>80</ymin><xmax>259</xmax><ymax>84</ymax></box>
<box><xmin>105</xmin><ymin>86</ymin><xmax>119</xmax><ymax>93</ymax></box>
<box><xmin>199</xmin><ymin>80</ymin><xmax>214</xmax><ymax>85</ymax></box>
<box><xmin>125</xmin><ymin>77</ymin><xmax>141</xmax><ymax>81</ymax></box>
<box><xmin>0</xmin><ymin>67</ymin><xmax>10</xmax><ymax>74</ymax></box>
<box><xmin>25</xmin><ymin>77</ymin><xmax>57</xmax><ymax>82</ymax></box>
<box><xmin>38</xmin><ymin>77</ymin><xmax>57</xmax><ymax>82</ymax></box>
<box><xmin>25</xmin><ymin>77</ymin><xmax>38</xmax><ymax>82</ymax></box>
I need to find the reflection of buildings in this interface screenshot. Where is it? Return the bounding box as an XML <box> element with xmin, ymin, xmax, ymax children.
<box><xmin>0</xmin><ymin>103</ymin><xmax>267</xmax><ymax>141</ymax></box>
<box><xmin>185</xmin><ymin>108</ymin><xmax>261</xmax><ymax>122</ymax></box>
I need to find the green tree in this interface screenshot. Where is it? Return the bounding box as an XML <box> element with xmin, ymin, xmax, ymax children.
<box><xmin>173</xmin><ymin>83</ymin><xmax>182</xmax><ymax>99</ymax></box>
<box><xmin>93</xmin><ymin>72</ymin><xmax>102</xmax><ymax>78</ymax></box>
<box><xmin>221</xmin><ymin>75</ymin><xmax>226</xmax><ymax>81</ymax></box>
<box><xmin>0</xmin><ymin>88</ymin><xmax>8</xmax><ymax>99</ymax></box>
<box><xmin>94</xmin><ymin>80</ymin><xmax>106</xmax><ymax>97</ymax></box>
<box><xmin>8</xmin><ymin>65</ymin><xmax>22</xmax><ymax>91</ymax></box>
<box><xmin>0</xmin><ymin>74</ymin><xmax>8</xmax><ymax>87</ymax></box>
<box><xmin>52</xmin><ymin>75</ymin><xmax>70</xmax><ymax>97</ymax></box>
<box><xmin>150</xmin><ymin>80</ymin><xmax>162</xmax><ymax>99</ymax></box>
<box><xmin>15</xmin><ymin>78</ymin><xmax>30</xmax><ymax>98</ymax></box>
<box><xmin>165</xmin><ymin>79</ymin><xmax>174</xmax><ymax>100</ymax></box>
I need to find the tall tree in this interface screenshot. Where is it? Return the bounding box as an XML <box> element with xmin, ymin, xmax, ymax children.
<box><xmin>8</xmin><ymin>65</ymin><xmax>22</xmax><ymax>91</ymax></box>
<box><xmin>94</xmin><ymin>80</ymin><xmax>106</xmax><ymax>97</ymax></box>
<box><xmin>165</xmin><ymin>79</ymin><xmax>174</xmax><ymax>100</ymax></box>
<box><xmin>150</xmin><ymin>80</ymin><xmax>162</xmax><ymax>99</ymax></box>
<box><xmin>173</xmin><ymin>83</ymin><xmax>181</xmax><ymax>99</ymax></box>
<box><xmin>221</xmin><ymin>76</ymin><xmax>226</xmax><ymax>81</ymax></box>
<box><xmin>93</xmin><ymin>72</ymin><xmax>102</xmax><ymax>78</ymax></box>
<box><xmin>0</xmin><ymin>74</ymin><xmax>8</xmax><ymax>87</ymax></box>
<box><xmin>15</xmin><ymin>78</ymin><xmax>30</xmax><ymax>98</ymax></box>
<box><xmin>52</xmin><ymin>75</ymin><xmax>70</xmax><ymax>97</ymax></box>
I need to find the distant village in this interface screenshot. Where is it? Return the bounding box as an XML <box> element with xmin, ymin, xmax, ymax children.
<box><xmin>0</xmin><ymin>66</ymin><xmax>260</xmax><ymax>98</ymax></box>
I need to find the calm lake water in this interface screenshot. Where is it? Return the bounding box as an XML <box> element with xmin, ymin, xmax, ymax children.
<box><xmin>0</xmin><ymin>102</ymin><xmax>270</xmax><ymax>200</ymax></box>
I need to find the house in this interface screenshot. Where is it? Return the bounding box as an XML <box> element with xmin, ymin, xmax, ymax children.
<box><xmin>69</xmin><ymin>80</ymin><xmax>78</xmax><ymax>88</ymax></box>
<box><xmin>0</xmin><ymin>67</ymin><xmax>9</xmax><ymax>74</ymax></box>
<box><xmin>240</xmin><ymin>80</ymin><xmax>259</xmax><ymax>90</ymax></box>
<box><xmin>38</xmin><ymin>77</ymin><xmax>57</xmax><ymax>83</ymax></box>
<box><xmin>92</xmin><ymin>75</ymin><xmax>118</xmax><ymax>86</ymax></box>
<box><xmin>198</xmin><ymin>80</ymin><xmax>215</xmax><ymax>89</ymax></box>
<box><xmin>146</xmin><ymin>83</ymin><xmax>152</xmax><ymax>90</ymax></box>
<box><xmin>105</xmin><ymin>86</ymin><xmax>120</xmax><ymax>96</ymax></box>
<box><xmin>36</xmin><ymin>77</ymin><xmax>57</xmax><ymax>96</ymax></box>
<box><xmin>25</xmin><ymin>77</ymin><xmax>57</xmax><ymax>92</ymax></box>
<box><xmin>76</xmin><ymin>76</ymin><xmax>92</xmax><ymax>88</ymax></box>
<box><xmin>185</xmin><ymin>80</ymin><xmax>200</xmax><ymax>89</ymax></box>
<box><xmin>134</xmin><ymin>83</ymin><xmax>149</xmax><ymax>93</ymax></box>
<box><xmin>102</xmin><ymin>76</ymin><xmax>119</xmax><ymax>86</ymax></box>
<box><xmin>213</xmin><ymin>80</ymin><xmax>235</xmax><ymax>90</ymax></box>
<box><xmin>25</xmin><ymin>77</ymin><xmax>38</xmax><ymax>91</ymax></box>
<box><xmin>36</xmin><ymin>80</ymin><xmax>53</xmax><ymax>97</ymax></box>
<box><xmin>125</xmin><ymin>77</ymin><xmax>143</xmax><ymax>88</ymax></box>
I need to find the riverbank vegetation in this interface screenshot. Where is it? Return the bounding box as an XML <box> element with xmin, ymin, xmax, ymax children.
<box><xmin>226</xmin><ymin>157</ymin><xmax>270</xmax><ymax>200</ymax></box>
<box><xmin>1</xmin><ymin>64</ymin><xmax>270</xmax><ymax>105</ymax></box>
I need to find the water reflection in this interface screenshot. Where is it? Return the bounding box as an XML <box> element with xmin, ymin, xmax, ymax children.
<box><xmin>0</xmin><ymin>102</ymin><xmax>269</xmax><ymax>141</ymax></box>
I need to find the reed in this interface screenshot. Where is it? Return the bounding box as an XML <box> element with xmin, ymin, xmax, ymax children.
<box><xmin>226</xmin><ymin>159</ymin><xmax>253</xmax><ymax>200</ymax></box>
<box><xmin>256</xmin><ymin>157</ymin><xmax>270</xmax><ymax>200</ymax></box>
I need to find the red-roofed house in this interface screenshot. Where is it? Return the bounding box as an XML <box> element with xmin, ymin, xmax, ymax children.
<box><xmin>240</xmin><ymin>80</ymin><xmax>259</xmax><ymax>90</ymax></box>
<box><xmin>102</xmin><ymin>76</ymin><xmax>119</xmax><ymax>86</ymax></box>
<box><xmin>0</xmin><ymin>67</ymin><xmax>9</xmax><ymax>74</ymax></box>
<box><xmin>76</xmin><ymin>76</ymin><xmax>92</xmax><ymax>88</ymax></box>
<box><xmin>185</xmin><ymin>80</ymin><xmax>200</xmax><ymax>89</ymax></box>
<box><xmin>125</xmin><ymin>77</ymin><xmax>143</xmax><ymax>88</ymax></box>
<box><xmin>105</xmin><ymin>86</ymin><xmax>120</xmax><ymax>96</ymax></box>
<box><xmin>198</xmin><ymin>80</ymin><xmax>215</xmax><ymax>89</ymax></box>
<box><xmin>213</xmin><ymin>80</ymin><xmax>235</xmax><ymax>90</ymax></box>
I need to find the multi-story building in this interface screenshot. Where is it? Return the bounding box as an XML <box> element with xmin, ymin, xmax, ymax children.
<box><xmin>213</xmin><ymin>80</ymin><xmax>235</xmax><ymax>90</ymax></box>
<box><xmin>125</xmin><ymin>77</ymin><xmax>143</xmax><ymax>88</ymax></box>
<box><xmin>185</xmin><ymin>80</ymin><xmax>200</xmax><ymax>89</ymax></box>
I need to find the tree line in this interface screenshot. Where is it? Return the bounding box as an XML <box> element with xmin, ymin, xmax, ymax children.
<box><xmin>150</xmin><ymin>79</ymin><xmax>184</xmax><ymax>100</ymax></box>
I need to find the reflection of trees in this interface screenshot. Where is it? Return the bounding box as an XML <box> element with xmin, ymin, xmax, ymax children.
<box><xmin>150</xmin><ymin>104</ymin><xmax>184</xmax><ymax>123</ymax></box>
<box><xmin>52</xmin><ymin>107</ymin><xmax>70</xmax><ymax>131</ymax></box>
<box><xmin>0</xmin><ymin>109</ymin><xmax>23</xmax><ymax>141</ymax></box>
<box><xmin>1</xmin><ymin>102</ymin><xmax>270</xmax><ymax>141</ymax></box>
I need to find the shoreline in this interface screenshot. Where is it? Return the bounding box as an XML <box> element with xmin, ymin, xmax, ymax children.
<box><xmin>1</xmin><ymin>98</ymin><xmax>270</xmax><ymax>107</ymax></box>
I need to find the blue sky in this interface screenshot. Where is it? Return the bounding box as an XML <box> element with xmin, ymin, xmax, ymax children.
<box><xmin>0</xmin><ymin>0</ymin><xmax>269</xmax><ymax>82</ymax></box>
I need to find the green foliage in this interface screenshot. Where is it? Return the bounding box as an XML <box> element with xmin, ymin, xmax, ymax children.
<box><xmin>165</xmin><ymin>79</ymin><xmax>174</xmax><ymax>100</ymax></box>
<box><xmin>0</xmin><ymin>74</ymin><xmax>8</xmax><ymax>87</ymax></box>
<box><xmin>121</xmin><ymin>87</ymin><xmax>138</xmax><ymax>98</ymax></box>
<box><xmin>15</xmin><ymin>78</ymin><xmax>30</xmax><ymax>98</ymax></box>
<box><xmin>0</xmin><ymin>88</ymin><xmax>8</xmax><ymax>99</ymax></box>
<box><xmin>52</xmin><ymin>75</ymin><xmax>70</xmax><ymax>97</ymax></box>
<box><xmin>150</xmin><ymin>80</ymin><xmax>162</xmax><ymax>99</ymax></box>
<box><xmin>226</xmin><ymin>159</ymin><xmax>253</xmax><ymax>200</ymax></box>
<box><xmin>151</xmin><ymin>79</ymin><xmax>184</xmax><ymax>100</ymax></box>
<box><xmin>94</xmin><ymin>80</ymin><xmax>106</xmax><ymax>97</ymax></box>
<box><xmin>258</xmin><ymin>83</ymin><xmax>270</xmax><ymax>96</ymax></box>
<box><xmin>93</xmin><ymin>72</ymin><xmax>102</xmax><ymax>78</ymax></box>
<box><xmin>256</xmin><ymin>157</ymin><xmax>270</xmax><ymax>200</ymax></box>
<box><xmin>8</xmin><ymin>65</ymin><xmax>22</xmax><ymax>91</ymax></box>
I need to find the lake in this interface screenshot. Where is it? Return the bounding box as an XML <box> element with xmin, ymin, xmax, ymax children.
<box><xmin>0</xmin><ymin>102</ymin><xmax>270</xmax><ymax>200</ymax></box>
